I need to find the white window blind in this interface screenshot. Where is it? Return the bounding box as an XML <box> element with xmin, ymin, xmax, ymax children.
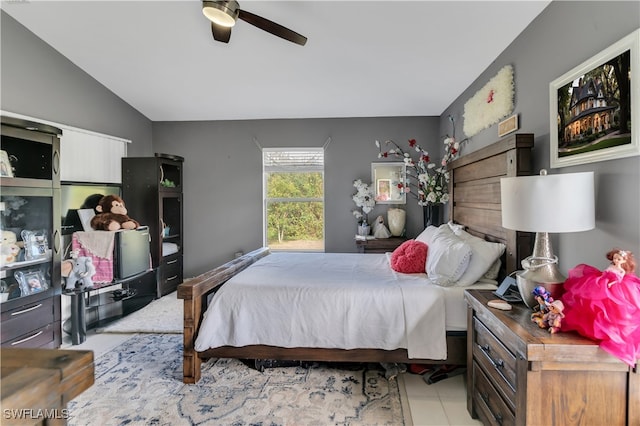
<box><xmin>59</xmin><ymin>128</ymin><xmax>127</xmax><ymax>183</ymax></box>
<box><xmin>263</xmin><ymin>149</ymin><xmax>324</xmax><ymax>172</ymax></box>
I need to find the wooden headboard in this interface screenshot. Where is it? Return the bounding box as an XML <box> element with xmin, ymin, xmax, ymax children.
<box><xmin>447</xmin><ymin>133</ymin><xmax>534</xmax><ymax>275</ymax></box>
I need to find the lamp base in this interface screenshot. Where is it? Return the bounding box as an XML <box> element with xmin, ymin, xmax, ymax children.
<box><xmin>516</xmin><ymin>271</ymin><xmax>565</xmax><ymax>309</ymax></box>
<box><xmin>516</xmin><ymin>232</ymin><xmax>567</xmax><ymax>309</ymax></box>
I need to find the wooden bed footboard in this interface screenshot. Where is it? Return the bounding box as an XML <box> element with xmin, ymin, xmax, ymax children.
<box><xmin>177</xmin><ymin>247</ymin><xmax>270</xmax><ymax>383</ymax></box>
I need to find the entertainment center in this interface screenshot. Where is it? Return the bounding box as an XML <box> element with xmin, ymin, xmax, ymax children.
<box><xmin>1</xmin><ymin>115</ymin><xmax>171</xmax><ymax>347</ymax></box>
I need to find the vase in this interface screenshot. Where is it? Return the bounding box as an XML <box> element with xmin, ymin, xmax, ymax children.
<box><xmin>357</xmin><ymin>224</ymin><xmax>371</xmax><ymax>236</ymax></box>
<box><xmin>423</xmin><ymin>204</ymin><xmax>443</xmax><ymax>228</ymax></box>
<box><xmin>387</xmin><ymin>208</ymin><xmax>406</xmax><ymax>237</ymax></box>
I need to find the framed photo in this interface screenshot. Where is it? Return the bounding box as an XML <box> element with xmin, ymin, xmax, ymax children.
<box><xmin>498</xmin><ymin>114</ymin><xmax>518</xmax><ymax>137</ymax></box>
<box><xmin>14</xmin><ymin>270</ymin><xmax>49</xmax><ymax>296</ymax></box>
<box><xmin>550</xmin><ymin>29</ymin><xmax>639</xmax><ymax>168</ymax></box>
<box><xmin>371</xmin><ymin>162</ymin><xmax>406</xmax><ymax>204</ymax></box>
<box><xmin>375</xmin><ymin>179</ymin><xmax>391</xmax><ymax>202</ymax></box>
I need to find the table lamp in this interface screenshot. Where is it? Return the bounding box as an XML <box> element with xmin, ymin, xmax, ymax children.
<box><xmin>501</xmin><ymin>170</ymin><xmax>595</xmax><ymax>308</ymax></box>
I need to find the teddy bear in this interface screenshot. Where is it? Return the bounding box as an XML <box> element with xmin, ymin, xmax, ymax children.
<box><xmin>90</xmin><ymin>195</ymin><xmax>140</xmax><ymax>231</ymax></box>
<box><xmin>62</xmin><ymin>252</ymin><xmax>96</xmax><ymax>292</ymax></box>
<box><xmin>0</xmin><ymin>230</ymin><xmax>20</xmax><ymax>266</ymax></box>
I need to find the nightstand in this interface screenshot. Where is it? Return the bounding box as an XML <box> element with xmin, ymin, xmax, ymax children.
<box><xmin>355</xmin><ymin>236</ymin><xmax>406</xmax><ymax>253</ymax></box>
<box><xmin>465</xmin><ymin>289</ymin><xmax>639</xmax><ymax>426</ymax></box>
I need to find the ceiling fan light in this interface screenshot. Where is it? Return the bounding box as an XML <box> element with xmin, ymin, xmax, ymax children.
<box><xmin>202</xmin><ymin>1</ymin><xmax>239</xmax><ymax>27</ymax></box>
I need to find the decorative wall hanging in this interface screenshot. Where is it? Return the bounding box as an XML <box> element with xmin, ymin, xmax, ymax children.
<box><xmin>463</xmin><ymin>65</ymin><xmax>515</xmax><ymax>137</ymax></box>
<box><xmin>550</xmin><ymin>29</ymin><xmax>639</xmax><ymax>168</ymax></box>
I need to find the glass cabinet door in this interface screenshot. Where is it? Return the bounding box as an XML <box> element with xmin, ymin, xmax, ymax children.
<box><xmin>1</xmin><ymin>188</ymin><xmax>56</xmax><ymax>304</ymax></box>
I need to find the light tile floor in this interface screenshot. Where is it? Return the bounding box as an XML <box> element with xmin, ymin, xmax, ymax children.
<box><xmin>403</xmin><ymin>371</ymin><xmax>482</xmax><ymax>426</ymax></box>
<box><xmin>63</xmin><ymin>332</ymin><xmax>482</xmax><ymax>426</ymax></box>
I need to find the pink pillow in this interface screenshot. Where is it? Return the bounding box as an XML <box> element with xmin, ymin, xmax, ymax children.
<box><xmin>391</xmin><ymin>240</ymin><xmax>428</xmax><ymax>273</ymax></box>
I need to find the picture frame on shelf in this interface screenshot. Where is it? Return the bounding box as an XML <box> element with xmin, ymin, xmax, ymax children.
<box><xmin>14</xmin><ymin>270</ymin><xmax>49</xmax><ymax>296</ymax></box>
<box><xmin>550</xmin><ymin>29</ymin><xmax>639</xmax><ymax>168</ymax></box>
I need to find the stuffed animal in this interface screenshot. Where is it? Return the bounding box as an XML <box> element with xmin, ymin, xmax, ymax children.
<box><xmin>90</xmin><ymin>195</ymin><xmax>140</xmax><ymax>231</ymax></box>
<box><xmin>62</xmin><ymin>254</ymin><xmax>96</xmax><ymax>292</ymax></box>
<box><xmin>0</xmin><ymin>230</ymin><xmax>20</xmax><ymax>266</ymax></box>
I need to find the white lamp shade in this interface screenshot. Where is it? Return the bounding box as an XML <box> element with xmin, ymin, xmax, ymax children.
<box><xmin>501</xmin><ymin>171</ymin><xmax>595</xmax><ymax>233</ymax></box>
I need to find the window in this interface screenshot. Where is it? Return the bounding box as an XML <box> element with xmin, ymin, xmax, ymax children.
<box><xmin>263</xmin><ymin>148</ymin><xmax>324</xmax><ymax>251</ymax></box>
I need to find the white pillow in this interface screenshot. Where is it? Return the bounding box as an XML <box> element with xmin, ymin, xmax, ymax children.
<box><xmin>447</xmin><ymin>221</ymin><xmax>465</xmax><ymax>235</ymax></box>
<box><xmin>415</xmin><ymin>225</ymin><xmax>440</xmax><ymax>246</ymax></box>
<box><xmin>425</xmin><ymin>227</ymin><xmax>472</xmax><ymax>287</ymax></box>
<box><xmin>483</xmin><ymin>259</ymin><xmax>502</xmax><ymax>280</ymax></box>
<box><xmin>454</xmin><ymin>229</ymin><xmax>506</xmax><ymax>287</ymax></box>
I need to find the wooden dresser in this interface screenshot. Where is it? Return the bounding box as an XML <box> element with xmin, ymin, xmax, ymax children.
<box><xmin>355</xmin><ymin>236</ymin><xmax>406</xmax><ymax>253</ymax></box>
<box><xmin>465</xmin><ymin>289</ymin><xmax>639</xmax><ymax>426</ymax></box>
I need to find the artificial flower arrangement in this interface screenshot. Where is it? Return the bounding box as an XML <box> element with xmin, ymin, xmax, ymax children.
<box><xmin>375</xmin><ymin>138</ymin><xmax>450</xmax><ymax>206</ymax></box>
<box><xmin>352</xmin><ymin>179</ymin><xmax>375</xmax><ymax>225</ymax></box>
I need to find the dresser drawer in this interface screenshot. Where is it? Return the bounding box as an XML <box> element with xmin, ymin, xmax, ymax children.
<box><xmin>472</xmin><ymin>361</ymin><xmax>516</xmax><ymax>426</ymax></box>
<box><xmin>158</xmin><ymin>254</ymin><xmax>182</xmax><ymax>297</ymax></box>
<box><xmin>2</xmin><ymin>322</ymin><xmax>58</xmax><ymax>348</ymax></box>
<box><xmin>472</xmin><ymin>317</ymin><xmax>517</xmax><ymax>408</ymax></box>
<box><xmin>1</xmin><ymin>297</ymin><xmax>55</xmax><ymax>344</ymax></box>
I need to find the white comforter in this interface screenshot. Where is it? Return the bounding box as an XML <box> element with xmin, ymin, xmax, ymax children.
<box><xmin>194</xmin><ymin>252</ymin><xmax>449</xmax><ymax>359</ymax></box>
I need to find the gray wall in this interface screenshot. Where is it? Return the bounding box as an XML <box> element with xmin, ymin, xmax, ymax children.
<box><xmin>152</xmin><ymin>117</ymin><xmax>439</xmax><ymax>277</ymax></box>
<box><xmin>0</xmin><ymin>12</ymin><xmax>153</xmax><ymax>156</ymax></box>
<box><xmin>439</xmin><ymin>1</ymin><xmax>640</xmax><ymax>273</ymax></box>
<box><xmin>3</xmin><ymin>2</ymin><xmax>639</xmax><ymax>280</ymax></box>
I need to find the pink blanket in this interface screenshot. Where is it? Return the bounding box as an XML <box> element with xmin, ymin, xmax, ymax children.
<box><xmin>72</xmin><ymin>232</ymin><xmax>115</xmax><ymax>283</ymax></box>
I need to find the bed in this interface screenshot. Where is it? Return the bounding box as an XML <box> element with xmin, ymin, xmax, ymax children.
<box><xmin>178</xmin><ymin>134</ymin><xmax>534</xmax><ymax>384</ymax></box>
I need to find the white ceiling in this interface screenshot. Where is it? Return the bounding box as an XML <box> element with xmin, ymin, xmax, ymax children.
<box><xmin>3</xmin><ymin>1</ymin><xmax>550</xmax><ymax>122</ymax></box>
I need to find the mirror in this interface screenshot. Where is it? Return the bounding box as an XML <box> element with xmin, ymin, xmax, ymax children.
<box><xmin>371</xmin><ymin>162</ymin><xmax>406</xmax><ymax>204</ymax></box>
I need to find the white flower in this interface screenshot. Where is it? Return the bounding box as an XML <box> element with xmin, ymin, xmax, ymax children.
<box><xmin>352</xmin><ymin>180</ymin><xmax>375</xmax><ymax>217</ymax></box>
<box><xmin>375</xmin><ymin>138</ymin><xmax>450</xmax><ymax>206</ymax></box>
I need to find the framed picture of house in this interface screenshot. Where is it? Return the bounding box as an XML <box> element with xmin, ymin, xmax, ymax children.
<box><xmin>550</xmin><ymin>29</ymin><xmax>639</xmax><ymax>168</ymax></box>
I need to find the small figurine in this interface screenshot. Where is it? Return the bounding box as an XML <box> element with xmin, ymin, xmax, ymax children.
<box><xmin>373</xmin><ymin>215</ymin><xmax>391</xmax><ymax>239</ymax></box>
<box><xmin>531</xmin><ymin>285</ymin><xmax>553</xmax><ymax>328</ymax></box>
<box><xmin>543</xmin><ymin>300</ymin><xmax>565</xmax><ymax>333</ymax></box>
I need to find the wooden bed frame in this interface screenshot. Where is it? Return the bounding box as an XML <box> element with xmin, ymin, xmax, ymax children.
<box><xmin>177</xmin><ymin>134</ymin><xmax>534</xmax><ymax>384</ymax></box>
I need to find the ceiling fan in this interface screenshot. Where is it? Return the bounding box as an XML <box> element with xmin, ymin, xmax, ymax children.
<box><xmin>202</xmin><ymin>1</ymin><xmax>307</xmax><ymax>46</ymax></box>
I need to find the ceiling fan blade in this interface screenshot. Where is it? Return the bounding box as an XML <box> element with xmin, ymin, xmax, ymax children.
<box><xmin>238</xmin><ymin>9</ymin><xmax>307</xmax><ymax>46</ymax></box>
<box><xmin>211</xmin><ymin>22</ymin><xmax>232</xmax><ymax>43</ymax></box>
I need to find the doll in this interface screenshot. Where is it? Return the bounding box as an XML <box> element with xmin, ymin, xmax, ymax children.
<box><xmin>373</xmin><ymin>215</ymin><xmax>391</xmax><ymax>239</ymax></box>
<box><xmin>561</xmin><ymin>249</ymin><xmax>640</xmax><ymax>366</ymax></box>
<box><xmin>543</xmin><ymin>300</ymin><xmax>565</xmax><ymax>334</ymax></box>
<box><xmin>530</xmin><ymin>286</ymin><xmax>553</xmax><ymax>328</ymax></box>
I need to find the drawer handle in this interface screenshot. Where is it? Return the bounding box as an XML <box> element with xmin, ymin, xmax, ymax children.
<box><xmin>481</xmin><ymin>392</ymin><xmax>489</xmax><ymax>403</ymax></box>
<box><xmin>167</xmin><ymin>259</ymin><xmax>178</xmax><ymax>265</ymax></box>
<box><xmin>495</xmin><ymin>359</ymin><xmax>505</xmax><ymax>369</ymax></box>
<box><xmin>167</xmin><ymin>275</ymin><xmax>179</xmax><ymax>281</ymax></box>
<box><xmin>494</xmin><ymin>413</ymin><xmax>503</xmax><ymax>425</ymax></box>
<box><xmin>11</xmin><ymin>303</ymin><xmax>43</xmax><ymax>316</ymax></box>
<box><xmin>11</xmin><ymin>330</ymin><xmax>43</xmax><ymax>345</ymax></box>
<box><xmin>481</xmin><ymin>343</ymin><xmax>491</xmax><ymax>353</ymax></box>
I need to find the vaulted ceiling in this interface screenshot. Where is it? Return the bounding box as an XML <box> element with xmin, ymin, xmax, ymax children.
<box><xmin>3</xmin><ymin>1</ymin><xmax>550</xmax><ymax>121</ymax></box>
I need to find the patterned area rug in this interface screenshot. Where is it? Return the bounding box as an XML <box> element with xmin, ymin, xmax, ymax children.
<box><xmin>98</xmin><ymin>292</ymin><xmax>182</xmax><ymax>334</ymax></box>
<box><xmin>68</xmin><ymin>334</ymin><xmax>411</xmax><ymax>425</ymax></box>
